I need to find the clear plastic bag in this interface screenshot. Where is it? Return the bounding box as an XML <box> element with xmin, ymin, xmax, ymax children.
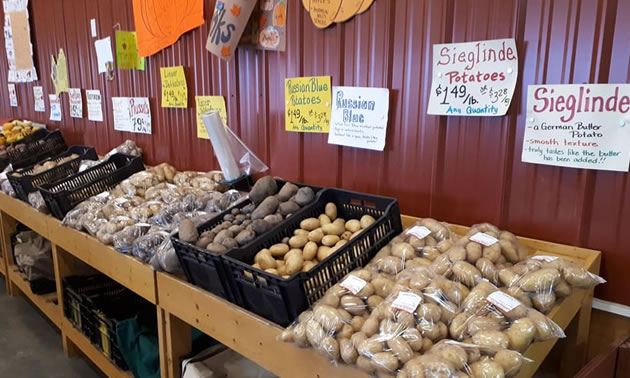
<box><xmin>495</xmin><ymin>255</ymin><xmax>606</xmax><ymax>313</ymax></box>
<box><xmin>150</xmin><ymin>232</ymin><xmax>181</xmax><ymax>273</ymax></box>
<box><xmin>104</xmin><ymin>139</ymin><xmax>143</xmax><ymax>159</ymax></box>
<box><xmin>147</xmin><ymin>162</ymin><xmax>177</xmax><ymax>183</ymax></box>
<box><xmin>452</xmin><ymin>223</ymin><xmax>527</xmax><ymax>266</ymax></box>
<box><xmin>28</xmin><ymin>191</ymin><xmax>48</xmax><ymax>213</ymax></box>
<box><xmin>129</xmin><ymin>200</ymin><xmax>165</xmax><ymax>223</ymax></box>
<box><xmin>133</xmin><ymin>230</ymin><xmax>170</xmax><ymax>263</ymax></box>
<box><xmin>452</xmin><ymin>281</ymin><xmax>565</xmax><ymax>352</ymax></box>
<box><xmin>14</xmin><ymin>231</ymin><xmax>54</xmax><ymax>281</ymax></box>
<box><xmin>367</xmin><ymin>219</ymin><xmax>453</xmax><ymax>277</ymax></box>
<box><xmin>1</xmin><ymin>177</ymin><xmax>16</xmax><ymax>197</ymax></box>
<box><xmin>113</xmin><ymin>223</ymin><xmax>152</xmax><ymax>254</ymax></box>
<box><xmin>96</xmin><ymin>216</ymin><xmax>135</xmax><ymax>245</ymax></box>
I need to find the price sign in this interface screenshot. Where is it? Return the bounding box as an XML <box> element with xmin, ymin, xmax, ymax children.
<box><xmin>69</xmin><ymin>88</ymin><xmax>83</xmax><ymax>118</ymax></box>
<box><xmin>112</xmin><ymin>97</ymin><xmax>151</xmax><ymax>134</ymax></box>
<box><xmin>428</xmin><ymin>39</ymin><xmax>518</xmax><ymax>116</ymax></box>
<box><xmin>285</xmin><ymin>76</ymin><xmax>331</xmax><ymax>133</ymax></box>
<box><xmin>160</xmin><ymin>66</ymin><xmax>188</xmax><ymax>108</ymax></box>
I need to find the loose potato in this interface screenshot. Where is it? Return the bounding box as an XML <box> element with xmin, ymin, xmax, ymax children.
<box><xmin>470</xmin><ymin>360</ymin><xmax>505</xmax><ymax>378</ymax></box>
<box><xmin>257</xmin><ymin>251</ymin><xmax>277</xmax><ymax>270</ymax></box>
<box><xmin>345</xmin><ymin>219</ymin><xmax>362</xmax><ymax>233</ymax></box>
<box><xmin>265</xmin><ymin>268</ymin><xmax>278</xmax><ymax>275</ymax></box>
<box><xmin>302</xmin><ymin>261</ymin><xmax>316</xmax><ymax>272</ymax></box>
<box><xmin>300</xmin><ymin>218</ymin><xmax>321</xmax><ymax>231</ymax></box>
<box><xmin>318</xmin><ymin>214</ymin><xmax>332</xmax><ymax>226</ymax></box>
<box><xmin>307</xmin><ymin>228</ymin><xmax>324</xmax><ymax>243</ymax></box>
<box><xmin>360</xmin><ymin>215</ymin><xmax>376</xmax><ymax>229</ymax></box>
<box><xmin>286</xmin><ymin>253</ymin><xmax>304</xmax><ymax>275</ymax></box>
<box><xmin>322</xmin><ymin>234</ymin><xmax>340</xmax><ymax>246</ymax></box>
<box><xmin>269</xmin><ymin>243</ymin><xmax>290</xmax><ymax>257</ymax></box>
<box><xmin>322</xmin><ymin>222</ymin><xmax>345</xmax><ymax>236</ymax></box>
<box><xmin>301</xmin><ymin>241</ymin><xmax>318</xmax><ymax>260</ymax></box>
<box><xmin>289</xmin><ymin>234</ymin><xmax>308</xmax><ymax>248</ymax></box>
<box><xmin>325</xmin><ymin>203</ymin><xmax>338</xmax><ymax>221</ymax></box>
<box><xmin>317</xmin><ymin>246</ymin><xmax>333</xmax><ymax>261</ymax></box>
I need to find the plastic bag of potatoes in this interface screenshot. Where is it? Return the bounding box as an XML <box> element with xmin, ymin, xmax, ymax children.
<box><xmin>495</xmin><ymin>255</ymin><xmax>605</xmax><ymax>313</ymax></box>
<box><xmin>451</xmin><ymin>281</ymin><xmax>565</xmax><ymax>352</ymax></box>
<box><xmin>451</xmin><ymin>223</ymin><xmax>526</xmax><ymax>267</ymax></box>
<box><xmin>397</xmin><ymin>340</ymin><xmax>531</xmax><ymax>378</ymax></box>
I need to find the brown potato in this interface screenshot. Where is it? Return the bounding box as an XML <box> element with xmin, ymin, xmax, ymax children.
<box><xmin>322</xmin><ymin>234</ymin><xmax>341</xmax><ymax>246</ymax></box>
<box><xmin>387</xmin><ymin>337</ymin><xmax>414</xmax><ymax>364</ymax></box>
<box><xmin>360</xmin><ymin>215</ymin><xmax>376</xmax><ymax>229</ymax></box>
<box><xmin>300</xmin><ymin>218</ymin><xmax>321</xmax><ymax>231</ymax></box>
<box><xmin>470</xmin><ymin>360</ymin><xmax>505</xmax><ymax>378</ymax></box>
<box><xmin>289</xmin><ymin>234</ymin><xmax>308</xmax><ymax>249</ymax></box>
<box><xmin>345</xmin><ymin>219</ymin><xmax>362</xmax><ymax>233</ymax></box>
<box><xmin>371</xmin><ymin>352</ymin><xmax>399</xmax><ymax>373</ymax></box>
<box><xmin>318</xmin><ymin>214</ymin><xmax>332</xmax><ymax>226</ymax></box>
<box><xmin>325</xmin><ymin>203</ymin><xmax>338</xmax><ymax>221</ymax></box>
<box><xmin>269</xmin><ymin>243</ymin><xmax>290</xmax><ymax>257</ymax></box>
<box><xmin>505</xmin><ymin>317</ymin><xmax>535</xmax><ymax>351</ymax></box>
<box><xmin>339</xmin><ymin>338</ymin><xmax>358</xmax><ymax>364</ymax></box>
<box><xmin>322</xmin><ymin>222</ymin><xmax>345</xmax><ymax>236</ymax></box>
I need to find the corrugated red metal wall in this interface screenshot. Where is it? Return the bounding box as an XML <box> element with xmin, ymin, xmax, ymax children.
<box><xmin>0</xmin><ymin>0</ymin><xmax>628</xmax><ymax>305</ymax></box>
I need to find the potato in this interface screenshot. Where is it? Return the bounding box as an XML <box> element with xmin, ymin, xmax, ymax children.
<box><xmin>321</xmin><ymin>336</ymin><xmax>340</xmax><ymax>361</ymax></box>
<box><xmin>292</xmin><ymin>322</ymin><xmax>309</xmax><ymax>347</ymax></box>
<box><xmin>554</xmin><ymin>278</ymin><xmax>572</xmax><ymax>297</ymax></box>
<box><xmin>339</xmin><ymin>338</ymin><xmax>358</xmax><ymax>364</ymax></box>
<box><xmin>392</xmin><ymin>243</ymin><xmax>415</xmax><ymax>260</ymax></box>
<box><xmin>251</xmin><ymin>196</ymin><xmax>280</xmax><ymax>220</ymax></box>
<box><xmin>532</xmin><ymin>291</ymin><xmax>556</xmax><ymax>313</ymax></box>
<box><xmin>354</xmin><ymin>269</ymin><xmax>372</xmax><ymax>281</ymax></box>
<box><xmin>351</xmin><ymin>331</ymin><xmax>368</xmax><ymax>348</ymax></box>
<box><xmin>432</xmin><ymin>343</ymin><xmax>468</xmax><ymax>370</ymax></box>
<box><xmin>476</xmin><ymin>258</ymin><xmax>498</xmax><ymax>284</ymax></box>
<box><xmin>322</xmin><ymin>222</ymin><xmax>345</xmax><ymax>236</ymax></box>
<box><xmin>372</xmin><ymin>277</ymin><xmax>394</xmax><ymax>297</ymax></box>
<box><xmin>269</xmin><ymin>243</ymin><xmax>290</xmax><ymax>257</ymax></box>
<box><xmin>361</xmin><ymin>316</ymin><xmax>380</xmax><ymax>337</ymax></box>
<box><xmin>564</xmin><ymin>265</ymin><xmax>600</xmax><ymax>287</ymax></box>
<box><xmin>283</xmin><ymin>248</ymin><xmax>301</xmax><ymax>261</ymax></box>
<box><xmin>357</xmin><ymin>282</ymin><xmax>375</xmax><ymax>298</ymax></box>
<box><xmin>286</xmin><ymin>253</ymin><xmax>304</xmax><ymax>275</ymax></box>
<box><xmin>289</xmin><ymin>234</ymin><xmax>308</xmax><ymax>248</ymax></box>
<box><xmin>299</xmin><ymin>241</ymin><xmax>317</xmax><ymax>260</ymax></box>
<box><xmin>505</xmin><ymin>287</ymin><xmax>532</xmax><ymax>308</ymax></box>
<box><xmin>452</xmin><ymin>260</ymin><xmax>482</xmax><ymax>287</ymax></box>
<box><xmin>449</xmin><ymin>313</ymin><xmax>469</xmax><ymax>340</ymax></box>
<box><xmin>368</xmin><ymin>295</ymin><xmax>384</xmax><ymax>311</ymax></box>
<box><xmin>358</xmin><ymin>337</ymin><xmax>384</xmax><ymax>357</ymax></box>
<box><xmin>467</xmin><ymin>316</ymin><xmax>502</xmax><ymax>335</ymax></box>
<box><xmin>265</xmin><ymin>268</ymin><xmax>278</xmax><ymax>275</ymax></box>
<box><xmin>494</xmin><ymin>349</ymin><xmax>523</xmax><ymax>377</ymax></box>
<box><xmin>341</xmin><ymin>295</ymin><xmax>366</xmax><ymax>315</ymax></box>
<box><xmin>387</xmin><ymin>337</ymin><xmax>414</xmax><ymax>364</ymax></box>
<box><xmin>472</xmin><ymin>330</ymin><xmax>509</xmax><ymax>348</ymax></box>
<box><xmin>325</xmin><ymin>202</ymin><xmax>338</xmax><ymax>220</ymax></box>
<box><xmin>249</xmin><ymin>176</ymin><xmax>277</xmax><ymax>205</ymax></box>
<box><xmin>505</xmin><ymin>317</ymin><xmax>535</xmax><ymax>351</ymax></box>
<box><xmin>430</xmin><ymin>254</ymin><xmax>452</xmax><ymax>275</ymax></box>
<box><xmin>318</xmin><ymin>214</ymin><xmax>332</xmax><ymax>226</ymax></box>
<box><xmin>481</xmin><ymin>244</ymin><xmax>501</xmax><ymax>263</ymax></box>
<box><xmin>307</xmin><ymin>228</ymin><xmax>324</xmax><ymax>243</ymax></box>
<box><xmin>300</xmin><ymin>218</ymin><xmax>321</xmax><ymax>231</ymax></box>
<box><xmin>517</xmin><ymin>268</ymin><xmax>560</xmax><ymax>292</ymax></box>
<box><xmin>466</xmin><ymin>242</ymin><xmax>483</xmax><ymax>263</ymax></box>
<box><xmin>306</xmin><ymin>319</ymin><xmax>325</xmax><ymax>346</ymax></box>
<box><xmin>357</xmin><ymin>356</ymin><xmax>375</xmax><ymax>373</ymax></box>
<box><xmin>470</xmin><ymin>360</ymin><xmax>505</xmax><ymax>378</ymax></box>
<box><xmin>417</xmin><ymin>321</ymin><xmax>441</xmax><ymax>341</ymax></box>
<box><xmin>257</xmin><ymin>251</ymin><xmax>277</xmax><ymax>270</ymax></box>
<box><xmin>371</xmin><ymin>352</ymin><xmax>399</xmax><ymax>373</ymax></box>
<box><xmin>302</xmin><ymin>261</ymin><xmax>316</xmax><ymax>272</ymax></box>
<box><xmin>351</xmin><ymin>316</ymin><xmax>366</xmax><ymax>332</ymax></box>
<box><xmin>317</xmin><ymin>246</ymin><xmax>333</xmax><ymax>261</ymax></box>
<box><xmin>417</xmin><ymin>303</ymin><xmax>442</xmax><ymax>323</ymax></box>
<box><xmin>378</xmin><ymin>256</ymin><xmax>404</xmax><ymax>275</ymax></box>
<box><xmin>360</xmin><ymin>215</ymin><xmax>376</xmax><ymax>229</ymax></box>
<box><xmin>345</xmin><ymin>219</ymin><xmax>362</xmax><ymax>233</ymax></box>
<box><xmin>178</xmin><ymin>219</ymin><xmax>198</xmax><ymax>242</ymax></box>
<box><xmin>499</xmin><ymin>239</ymin><xmax>520</xmax><ymax>263</ymax></box>
<box><xmin>446</xmin><ymin>246</ymin><xmax>467</xmax><ymax>262</ymax></box>
<box><xmin>322</xmin><ymin>234</ymin><xmax>340</xmax><ymax>246</ymax></box>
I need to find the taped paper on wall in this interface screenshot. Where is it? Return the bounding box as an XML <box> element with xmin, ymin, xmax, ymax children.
<box><xmin>69</xmin><ymin>88</ymin><xmax>83</xmax><ymax>118</ymax></box>
<box><xmin>112</xmin><ymin>97</ymin><xmax>152</xmax><ymax>134</ymax></box>
<box><xmin>49</xmin><ymin>94</ymin><xmax>62</xmax><ymax>121</ymax></box>
<box><xmin>33</xmin><ymin>86</ymin><xmax>44</xmax><ymax>112</ymax></box>
<box><xmin>3</xmin><ymin>1</ymin><xmax>37</xmax><ymax>82</ymax></box>
<box><xmin>86</xmin><ymin>89</ymin><xmax>103</xmax><ymax>122</ymax></box>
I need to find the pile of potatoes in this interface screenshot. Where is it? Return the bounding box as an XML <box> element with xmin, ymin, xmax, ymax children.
<box><xmin>12</xmin><ymin>153</ymin><xmax>80</xmax><ymax>177</ymax></box>
<box><xmin>252</xmin><ymin>202</ymin><xmax>376</xmax><ymax>278</ymax></box>
<box><xmin>492</xmin><ymin>256</ymin><xmax>605</xmax><ymax>313</ymax></box>
<box><xmin>398</xmin><ymin>340</ymin><xmax>528</xmax><ymax>378</ymax></box>
<box><xmin>367</xmin><ymin>219</ymin><xmax>453</xmax><ymax>276</ymax></box>
<box><xmin>451</xmin><ymin>223</ymin><xmax>526</xmax><ymax>267</ymax></box>
<box><xmin>450</xmin><ymin>281</ymin><xmax>564</xmax><ymax>352</ymax></box>
<box><xmin>179</xmin><ymin>176</ymin><xmax>318</xmax><ymax>255</ymax></box>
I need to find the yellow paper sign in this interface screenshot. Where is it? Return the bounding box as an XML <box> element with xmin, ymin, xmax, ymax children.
<box><xmin>196</xmin><ymin>96</ymin><xmax>228</xmax><ymax>139</ymax></box>
<box><xmin>51</xmin><ymin>48</ymin><xmax>69</xmax><ymax>96</ymax></box>
<box><xmin>160</xmin><ymin>66</ymin><xmax>188</xmax><ymax>108</ymax></box>
<box><xmin>285</xmin><ymin>76</ymin><xmax>331</xmax><ymax>133</ymax></box>
<box><xmin>116</xmin><ymin>31</ymin><xmax>144</xmax><ymax>70</ymax></box>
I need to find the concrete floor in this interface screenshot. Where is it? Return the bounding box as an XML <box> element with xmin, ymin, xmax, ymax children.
<box><xmin>0</xmin><ymin>276</ymin><xmax>103</xmax><ymax>378</ymax></box>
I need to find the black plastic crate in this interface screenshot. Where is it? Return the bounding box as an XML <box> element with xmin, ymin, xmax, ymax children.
<box><xmin>223</xmin><ymin>188</ymin><xmax>402</xmax><ymax>327</ymax></box>
<box><xmin>8</xmin><ymin>146</ymin><xmax>98</xmax><ymax>202</ymax></box>
<box><xmin>0</xmin><ymin>128</ymin><xmax>49</xmax><ymax>171</ymax></box>
<box><xmin>172</xmin><ymin>180</ymin><xmax>323</xmax><ymax>303</ymax></box>
<box><xmin>62</xmin><ymin>275</ymin><xmax>125</xmax><ymax>339</ymax></box>
<box><xmin>39</xmin><ymin>153</ymin><xmax>145</xmax><ymax>219</ymax></box>
<box><xmin>8</xmin><ymin>129</ymin><xmax>67</xmax><ymax>170</ymax></box>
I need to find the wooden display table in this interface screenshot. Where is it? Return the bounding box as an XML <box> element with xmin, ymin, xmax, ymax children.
<box><xmin>0</xmin><ymin>192</ymin><xmax>601</xmax><ymax>378</ymax></box>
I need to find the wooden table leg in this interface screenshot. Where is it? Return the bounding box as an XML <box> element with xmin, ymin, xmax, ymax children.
<box><xmin>53</xmin><ymin>244</ymin><xmax>81</xmax><ymax>358</ymax></box>
<box><xmin>0</xmin><ymin>211</ymin><xmax>17</xmax><ymax>296</ymax></box>
<box><xmin>559</xmin><ymin>288</ymin><xmax>595</xmax><ymax>377</ymax></box>
<box><xmin>158</xmin><ymin>308</ymin><xmax>192</xmax><ymax>378</ymax></box>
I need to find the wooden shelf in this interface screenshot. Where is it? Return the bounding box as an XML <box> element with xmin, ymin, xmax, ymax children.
<box><xmin>8</xmin><ymin>265</ymin><xmax>60</xmax><ymax>328</ymax></box>
<box><xmin>0</xmin><ymin>193</ymin><xmax>50</xmax><ymax>238</ymax></box>
<box><xmin>61</xmin><ymin>317</ymin><xmax>133</xmax><ymax>378</ymax></box>
<box><xmin>0</xmin><ymin>251</ymin><xmax>5</xmax><ymax>277</ymax></box>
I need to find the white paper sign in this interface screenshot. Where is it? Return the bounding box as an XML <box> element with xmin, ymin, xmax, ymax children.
<box><xmin>487</xmin><ymin>291</ymin><xmax>521</xmax><ymax>312</ymax></box>
<box><xmin>94</xmin><ymin>37</ymin><xmax>113</xmax><ymax>74</ymax></box>
<box><xmin>33</xmin><ymin>85</ymin><xmax>44</xmax><ymax>112</ymax></box>
<box><xmin>8</xmin><ymin>83</ymin><xmax>17</xmax><ymax>106</ymax></box>
<box><xmin>328</xmin><ymin>86</ymin><xmax>389</xmax><ymax>151</ymax></box>
<box><xmin>391</xmin><ymin>292</ymin><xmax>422</xmax><ymax>314</ymax></box>
<box><xmin>90</xmin><ymin>18</ymin><xmax>97</xmax><ymax>38</ymax></box>
<box><xmin>86</xmin><ymin>89</ymin><xmax>103</xmax><ymax>122</ymax></box>
<box><xmin>69</xmin><ymin>88</ymin><xmax>83</xmax><ymax>118</ymax></box>
<box><xmin>112</xmin><ymin>97</ymin><xmax>151</xmax><ymax>134</ymax></box>
<box><xmin>428</xmin><ymin>39</ymin><xmax>518</xmax><ymax>116</ymax></box>
<box><xmin>470</xmin><ymin>232</ymin><xmax>498</xmax><ymax>246</ymax></box>
<box><xmin>406</xmin><ymin>226</ymin><xmax>431</xmax><ymax>239</ymax></box>
<box><xmin>340</xmin><ymin>275</ymin><xmax>367</xmax><ymax>295</ymax></box>
<box><xmin>523</xmin><ymin>84</ymin><xmax>630</xmax><ymax>172</ymax></box>
<box><xmin>49</xmin><ymin>94</ymin><xmax>61</xmax><ymax>121</ymax></box>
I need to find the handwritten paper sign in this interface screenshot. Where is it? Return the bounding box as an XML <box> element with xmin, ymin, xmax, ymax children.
<box><xmin>328</xmin><ymin>86</ymin><xmax>390</xmax><ymax>151</ymax></box>
<box><xmin>50</xmin><ymin>48</ymin><xmax>69</xmax><ymax>95</ymax></box>
<box><xmin>112</xmin><ymin>97</ymin><xmax>152</xmax><ymax>134</ymax></box>
<box><xmin>309</xmin><ymin>0</ymin><xmax>342</xmax><ymax>28</ymax></box>
<box><xmin>33</xmin><ymin>86</ymin><xmax>44</xmax><ymax>112</ymax></box>
<box><xmin>195</xmin><ymin>96</ymin><xmax>227</xmax><ymax>139</ymax></box>
<box><xmin>8</xmin><ymin>84</ymin><xmax>17</xmax><ymax>107</ymax></box>
<box><xmin>3</xmin><ymin>1</ymin><xmax>38</xmax><ymax>83</ymax></box>
<box><xmin>522</xmin><ymin>84</ymin><xmax>630</xmax><ymax>172</ymax></box>
<box><xmin>86</xmin><ymin>90</ymin><xmax>103</xmax><ymax>122</ymax></box>
<box><xmin>285</xmin><ymin>76</ymin><xmax>331</xmax><ymax>133</ymax></box>
<box><xmin>160</xmin><ymin>66</ymin><xmax>187</xmax><ymax>108</ymax></box>
<box><xmin>428</xmin><ymin>39</ymin><xmax>518</xmax><ymax>116</ymax></box>
<box><xmin>49</xmin><ymin>94</ymin><xmax>61</xmax><ymax>121</ymax></box>
<box><xmin>115</xmin><ymin>31</ymin><xmax>144</xmax><ymax>70</ymax></box>
<box><xmin>95</xmin><ymin>37</ymin><xmax>113</xmax><ymax>74</ymax></box>
<box><xmin>69</xmin><ymin>88</ymin><xmax>83</xmax><ymax>118</ymax></box>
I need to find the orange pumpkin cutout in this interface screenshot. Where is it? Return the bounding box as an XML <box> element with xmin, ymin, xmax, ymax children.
<box><xmin>273</xmin><ymin>2</ymin><xmax>286</xmax><ymax>26</ymax></box>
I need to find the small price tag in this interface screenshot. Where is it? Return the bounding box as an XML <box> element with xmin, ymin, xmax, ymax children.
<box><xmin>487</xmin><ymin>291</ymin><xmax>521</xmax><ymax>312</ymax></box>
<box><xmin>136</xmin><ymin>222</ymin><xmax>151</xmax><ymax>227</ymax></box>
<box><xmin>114</xmin><ymin>197</ymin><xmax>129</xmax><ymax>206</ymax></box>
<box><xmin>95</xmin><ymin>191</ymin><xmax>110</xmax><ymax>199</ymax></box>
<box><xmin>531</xmin><ymin>255</ymin><xmax>558</xmax><ymax>262</ymax></box>
<box><xmin>392</xmin><ymin>292</ymin><xmax>422</xmax><ymax>314</ymax></box>
<box><xmin>470</xmin><ymin>232</ymin><xmax>498</xmax><ymax>246</ymax></box>
<box><xmin>340</xmin><ymin>275</ymin><xmax>367</xmax><ymax>295</ymax></box>
<box><xmin>406</xmin><ymin>225</ymin><xmax>431</xmax><ymax>239</ymax></box>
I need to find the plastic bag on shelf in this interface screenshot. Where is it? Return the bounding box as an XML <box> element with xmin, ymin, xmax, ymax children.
<box><xmin>104</xmin><ymin>139</ymin><xmax>143</xmax><ymax>159</ymax></box>
<box><xmin>395</xmin><ymin>340</ymin><xmax>531</xmax><ymax>378</ymax></box>
<box><xmin>78</xmin><ymin>159</ymin><xmax>100</xmax><ymax>172</ymax></box>
<box><xmin>28</xmin><ymin>191</ymin><xmax>49</xmax><ymax>214</ymax></box>
<box><xmin>113</xmin><ymin>223</ymin><xmax>152</xmax><ymax>254</ymax></box>
<box><xmin>451</xmin><ymin>223</ymin><xmax>527</xmax><ymax>267</ymax></box>
<box><xmin>150</xmin><ymin>232</ymin><xmax>181</xmax><ymax>273</ymax></box>
<box><xmin>451</xmin><ymin>280</ymin><xmax>565</xmax><ymax>352</ymax></box>
<box><xmin>366</xmin><ymin>218</ymin><xmax>453</xmax><ymax>277</ymax></box>
<box><xmin>0</xmin><ymin>177</ymin><xmax>15</xmax><ymax>197</ymax></box>
<box><xmin>96</xmin><ymin>216</ymin><xmax>135</xmax><ymax>245</ymax></box>
<box><xmin>133</xmin><ymin>230</ymin><xmax>170</xmax><ymax>263</ymax></box>
<box><xmin>147</xmin><ymin>162</ymin><xmax>177</xmax><ymax>183</ymax></box>
<box><xmin>494</xmin><ymin>255</ymin><xmax>606</xmax><ymax>313</ymax></box>
<box><xmin>14</xmin><ymin>230</ymin><xmax>54</xmax><ymax>281</ymax></box>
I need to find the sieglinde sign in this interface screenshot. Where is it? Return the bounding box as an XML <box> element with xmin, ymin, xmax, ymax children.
<box><xmin>428</xmin><ymin>38</ymin><xmax>518</xmax><ymax>116</ymax></box>
<box><xmin>522</xmin><ymin>84</ymin><xmax>630</xmax><ymax>172</ymax></box>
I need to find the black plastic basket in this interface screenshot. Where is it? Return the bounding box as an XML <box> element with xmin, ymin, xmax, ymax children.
<box><xmin>7</xmin><ymin>129</ymin><xmax>67</xmax><ymax>170</ymax></box>
<box><xmin>8</xmin><ymin>146</ymin><xmax>98</xmax><ymax>202</ymax></box>
<box><xmin>172</xmin><ymin>180</ymin><xmax>323</xmax><ymax>303</ymax></box>
<box><xmin>223</xmin><ymin>188</ymin><xmax>402</xmax><ymax>326</ymax></box>
<box><xmin>0</xmin><ymin>128</ymin><xmax>51</xmax><ymax>171</ymax></box>
<box><xmin>39</xmin><ymin>154</ymin><xmax>145</xmax><ymax>219</ymax></box>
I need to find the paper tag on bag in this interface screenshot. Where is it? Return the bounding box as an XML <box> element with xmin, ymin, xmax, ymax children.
<box><xmin>95</xmin><ymin>191</ymin><xmax>110</xmax><ymax>199</ymax></box>
<box><xmin>470</xmin><ymin>232</ymin><xmax>499</xmax><ymax>246</ymax></box>
<box><xmin>114</xmin><ymin>197</ymin><xmax>129</xmax><ymax>206</ymax></box>
<box><xmin>392</xmin><ymin>292</ymin><xmax>422</xmax><ymax>314</ymax></box>
<box><xmin>406</xmin><ymin>226</ymin><xmax>431</xmax><ymax>239</ymax></box>
<box><xmin>340</xmin><ymin>275</ymin><xmax>367</xmax><ymax>295</ymax></box>
<box><xmin>531</xmin><ymin>255</ymin><xmax>559</xmax><ymax>262</ymax></box>
<box><xmin>487</xmin><ymin>291</ymin><xmax>521</xmax><ymax>312</ymax></box>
